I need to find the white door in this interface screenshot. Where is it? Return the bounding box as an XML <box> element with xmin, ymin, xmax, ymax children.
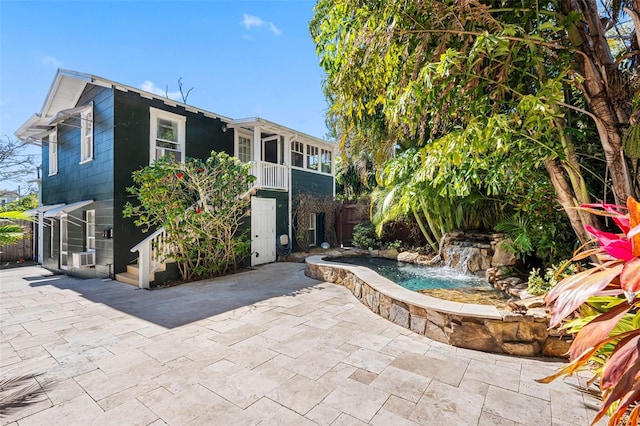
<box><xmin>251</xmin><ymin>197</ymin><xmax>276</xmax><ymax>266</ymax></box>
<box><xmin>60</xmin><ymin>214</ymin><xmax>68</xmax><ymax>270</ymax></box>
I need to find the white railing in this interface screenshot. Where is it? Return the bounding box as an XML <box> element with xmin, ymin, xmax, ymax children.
<box><xmin>130</xmin><ymin>227</ymin><xmax>170</xmax><ymax>289</ymax></box>
<box><xmin>251</xmin><ymin>161</ymin><xmax>289</xmax><ymax>191</ymax></box>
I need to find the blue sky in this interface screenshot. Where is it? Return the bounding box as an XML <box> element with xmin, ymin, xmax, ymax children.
<box><xmin>0</xmin><ymin>0</ymin><xmax>328</xmax><ymax>192</ymax></box>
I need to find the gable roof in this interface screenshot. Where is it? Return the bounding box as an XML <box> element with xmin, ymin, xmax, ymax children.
<box><xmin>15</xmin><ymin>69</ymin><xmax>335</xmax><ymax>148</ymax></box>
<box><xmin>15</xmin><ymin>69</ymin><xmax>232</xmax><ymax>142</ymax></box>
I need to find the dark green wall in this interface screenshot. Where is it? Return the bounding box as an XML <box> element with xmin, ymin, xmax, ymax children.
<box><xmin>41</xmin><ymin>85</ymin><xmax>115</xmax><ymax>276</ymax></box>
<box><xmin>291</xmin><ymin>169</ymin><xmax>334</xmax><ymax>198</ymax></box>
<box><xmin>291</xmin><ymin>169</ymin><xmax>334</xmax><ymax>251</ymax></box>
<box><xmin>112</xmin><ymin>90</ymin><xmax>234</xmax><ymax>274</ymax></box>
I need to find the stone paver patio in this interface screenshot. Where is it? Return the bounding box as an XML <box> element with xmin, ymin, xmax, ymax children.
<box><xmin>1</xmin><ymin>263</ymin><xmax>602</xmax><ymax>425</ymax></box>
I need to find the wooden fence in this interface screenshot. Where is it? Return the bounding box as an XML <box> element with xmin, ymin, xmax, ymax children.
<box><xmin>0</xmin><ymin>220</ymin><xmax>33</xmax><ymax>263</ymax></box>
<box><xmin>335</xmin><ymin>201</ymin><xmax>369</xmax><ymax>247</ymax></box>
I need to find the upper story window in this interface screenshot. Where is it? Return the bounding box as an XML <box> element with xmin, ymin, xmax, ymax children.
<box><xmin>48</xmin><ymin>129</ymin><xmax>58</xmax><ymax>176</ymax></box>
<box><xmin>306</xmin><ymin>145</ymin><xmax>319</xmax><ymax>171</ymax></box>
<box><xmin>321</xmin><ymin>149</ymin><xmax>332</xmax><ymax>174</ymax></box>
<box><xmin>150</xmin><ymin>107</ymin><xmax>186</xmax><ymax>164</ymax></box>
<box><xmin>237</xmin><ymin>134</ymin><xmax>252</xmax><ymax>163</ymax></box>
<box><xmin>80</xmin><ymin>105</ymin><xmax>94</xmax><ymax>163</ymax></box>
<box><xmin>291</xmin><ymin>141</ymin><xmax>304</xmax><ymax>167</ymax></box>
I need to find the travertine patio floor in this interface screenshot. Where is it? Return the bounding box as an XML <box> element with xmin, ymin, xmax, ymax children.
<box><xmin>0</xmin><ymin>263</ymin><xmax>603</xmax><ymax>425</ymax></box>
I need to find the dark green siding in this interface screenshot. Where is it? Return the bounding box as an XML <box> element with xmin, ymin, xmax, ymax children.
<box><xmin>291</xmin><ymin>169</ymin><xmax>334</xmax><ymax>251</ymax></box>
<box><xmin>41</xmin><ymin>85</ymin><xmax>115</xmax><ymax>276</ymax></box>
<box><xmin>112</xmin><ymin>91</ymin><xmax>233</xmax><ymax>274</ymax></box>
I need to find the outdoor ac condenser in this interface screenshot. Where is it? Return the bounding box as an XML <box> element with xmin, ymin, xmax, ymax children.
<box><xmin>71</xmin><ymin>251</ymin><xmax>95</xmax><ymax>268</ymax></box>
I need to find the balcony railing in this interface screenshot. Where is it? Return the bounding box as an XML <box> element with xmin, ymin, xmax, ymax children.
<box><xmin>250</xmin><ymin>161</ymin><xmax>289</xmax><ymax>191</ymax></box>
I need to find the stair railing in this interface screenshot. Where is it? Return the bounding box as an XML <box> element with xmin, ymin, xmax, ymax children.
<box><xmin>130</xmin><ymin>227</ymin><xmax>169</xmax><ymax>289</ymax></box>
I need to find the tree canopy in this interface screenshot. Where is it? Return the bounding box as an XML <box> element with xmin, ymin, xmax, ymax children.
<box><xmin>310</xmin><ymin>0</ymin><xmax>640</xmax><ymax>261</ymax></box>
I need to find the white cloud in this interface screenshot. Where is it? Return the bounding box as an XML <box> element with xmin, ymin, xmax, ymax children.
<box><xmin>139</xmin><ymin>81</ymin><xmax>181</xmax><ymax>100</ymax></box>
<box><xmin>242</xmin><ymin>13</ymin><xmax>281</xmax><ymax>36</ymax></box>
<box><xmin>42</xmin><ymin>55</ymin><xmax>63</xmax><ymax>68</ymax></box>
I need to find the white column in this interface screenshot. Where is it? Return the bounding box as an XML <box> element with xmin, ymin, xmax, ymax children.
<box><xmin>37</xmin><ymin>212</ymin><xmax>44</xmax><ymax>264</ymax></box>
<box><xmin>253</xmin><ymin>125</ymin><xmax>261</xmax><ymax>162</ymax></box>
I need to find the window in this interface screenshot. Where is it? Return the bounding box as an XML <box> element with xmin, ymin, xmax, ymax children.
<box><xmin>80</xmin><ymin>105</ymin><xmax>94</xmax><ymax>163</ymax></box>
<box><xmin>307</xmin><ymin>214</ymin><xmax>317</xmax><ymax>247</ymax></box>
<box><xmin>321</xmin><ymin>149</ymin><xmax>332</xmax><ymax>174</ymax></box>
<box><xmin>86</xmin><ymin>210</ymin><xmax>95</xmax><ymax>251</ymax></box>
<box><xmin>150</xmin><ymin>107</ymin><xmax>186</xmax><ymax>164</ymax></box>
<box><xmin>306</xmin><ymin>145</ymin><xmax>319</xmax><ymax>170</ymax></box>
<box><xmin>291</xmin><ymin>141</ymin><xmax>304</xmax><ymax>167</ymax></box>
<box><xmin>237</xmin><ymin>134</ymin><xmax>252</xmax><ymax>163</ymax></box>
<box><xmin>48</xmin><ymin>129</ymin><xmax>58</xmax><ymax>176</ymax></box>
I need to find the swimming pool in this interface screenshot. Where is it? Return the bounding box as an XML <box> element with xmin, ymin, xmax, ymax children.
<box><xmin>329</xmin><ymin>256</ymin><xmax>493</xmax><ymax>291</ymax></box>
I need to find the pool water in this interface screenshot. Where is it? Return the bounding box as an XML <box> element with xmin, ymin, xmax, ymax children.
<box><xmin>329</xmin><ymin>256</ymin><xmax>492</xmax><ymax>291</ymax></box>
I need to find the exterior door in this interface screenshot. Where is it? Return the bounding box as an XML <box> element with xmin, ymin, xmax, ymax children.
<box><xmin>251</xmin><ymin>197</ymin><xmax>276</xmax><ymax>266</ymax></box>
<box><xmin>60</xmin><ymin>214</ymin><xmax>68</xmax><ymax>270</ymax></box>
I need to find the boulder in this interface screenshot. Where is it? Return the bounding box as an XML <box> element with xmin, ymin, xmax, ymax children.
<box><xmin>379</xmin><ymin>248</ymin><xmax>399</xmax><ymax>259</ymax></box>
<box><xmin>397</xmin><ymin>251</ymin><xmax>419</xmax><ymax>263</ymax></box>
<box><xmin>491</xmin><ymin>240</ymin><xmax>517</xmax><ymax>267</ymax></box>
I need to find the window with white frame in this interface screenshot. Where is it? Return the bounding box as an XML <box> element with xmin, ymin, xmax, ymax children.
<box><xmin>150</xmin><ymin>107</ymin><xmax>186</xmax><ymax>163</ymax></box>
<box><xmin>80</xmin><ymin>105</ymin><xmax>94</xmax><ymax>163</ymax></box>
<box><xmin>48</xmin><ymin>129</ymin><xmax>58</xmax><ymax>176</ymax></box>
<box><xmin>307</xmin><ymin>213</ymin><xmax>317</xmax><ymax>247</ymax></box>
<box><xmin>237</xmin><ymin>134</ymin><xmax>252</xmax><ymax>163</ymax></box>
<box><xmin>86</xmin><ymin>209</ymin><xmax>95</xmax><ymax>251</ymax></box>
<box><xmin>291</xmin><ymin>141</ymin><xmax>304</xmax><ymax>167</ymax></box>
<box><xmin>321</xmin><ymin>149</ymin><xmax>332</xmax><ymax>174</ymax></box>
<box><xmin>306</xmin><ymin>145</ymin><xmax>319</xmax><ymax>170</ymax></box>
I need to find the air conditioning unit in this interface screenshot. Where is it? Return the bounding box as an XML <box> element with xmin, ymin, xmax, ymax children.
<box><xmin>71</xmin><ymin>251</ymin><xmax>95</xmax><ymax>268</ymax></box>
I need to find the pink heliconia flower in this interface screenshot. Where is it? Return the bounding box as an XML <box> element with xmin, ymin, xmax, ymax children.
<box><xmin>585</xmin><ymin>225</ymin><xmax>633</xmax><ymax>261</ymax></box>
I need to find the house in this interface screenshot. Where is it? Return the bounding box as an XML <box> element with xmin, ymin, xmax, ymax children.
<box><xmin>0</xmin><ymin>191</ymin><xmax>19</xmax><ymax>207</ymax></box>
<box><xmin>15</xmin><ymin>69</ymin><xmax>335</xmax><ymax>287</ymax></box>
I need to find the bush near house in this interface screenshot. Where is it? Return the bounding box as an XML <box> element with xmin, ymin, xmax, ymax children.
<box><xmin>123</xmin><ymin>152</ymin><xmax>255</xmax><ymax>282</ymax></box>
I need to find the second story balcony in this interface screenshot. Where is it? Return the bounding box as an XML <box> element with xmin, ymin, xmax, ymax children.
<box><xmin>250</xmin><ymin>161</ymin><xmax>289</xmax><ymax>191</ymax></box>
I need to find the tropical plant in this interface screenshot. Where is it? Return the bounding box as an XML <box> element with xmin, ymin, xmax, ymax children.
<box><xmin>352</xmin><ymin>221</ymin><xmax>382</xmax><ymax>251</ymax></box>
<box><xmin>310</xmin><ymin>0</ymin><xmax>639</xmax><ymax>250</ymax></box>
<box><xmin>123</xmin><ymin>152</ymin><xmax>254</xmax><ymax>282</ymax></box>
<box><xmin>0</xmin><ymin>211</ymin><xmax>32</xmax><ymax>246</ymax></box>
<box><xmin>527</xmin><ymin>262</ymin><xmax>578</xmax><ymax>296</ymax></box>
<box><xmin>539</xmin><ymin>196</ymin><xmax>640</xmax><ymax>425</ymax></box>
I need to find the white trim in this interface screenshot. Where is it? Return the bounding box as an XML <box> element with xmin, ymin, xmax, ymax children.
<box><xmin>235</xmin><ymin>131</ymin><xmax>253</xmax><ymax>163</ymax></box>
<box><xmin>48</xmin><ymin>129</ymin><xmax>58</xmax><ymax>176</ymax></box>
<box><xmin>149</xmin><ymin>107</ymin><xmax>186</xmax><ymax>164</ymax></box>
<box><xmin>290</xmin><ymin>165</ymin><xmax>334</xmax><ymax>177</ymax></box>
<box><xmin>80</xmin><ymin>103</ymin><xmax>94</xmax><ymax>163</ymax></box>
<box><xmin>86</xmin><ymin>209</ymin><xmax>95</xmax><ymax>251</ymax></box>
<box><xmin>44</xmin><ymin>200</ymin><xmax>94</xmax><ymax>218</ymax></box>
<box><xmin>308</xmin><ymin>213</ymin><xmax>317</xmax><ymax>247</ymax></box>
<box><xmin>47</xmin><ymin>103</ymin><xmax>92</xmax><ymax>126</ymax></box>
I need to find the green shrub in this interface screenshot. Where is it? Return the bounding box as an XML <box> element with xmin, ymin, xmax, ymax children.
<box><xmin>352</xmin><ymin>221</ymin><xmax>382</xmax><ymax>250</ymax></box>
<box><xmin>527</xmin><ymin>262</ymin><xmax>577</xmax><ymax>296</ymax></box>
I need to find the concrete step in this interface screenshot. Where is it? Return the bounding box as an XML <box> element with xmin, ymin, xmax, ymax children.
<box><xmin>115</xmin><ymin>271</ymin><xmax>138</xmax><ymax>286</ymax></box>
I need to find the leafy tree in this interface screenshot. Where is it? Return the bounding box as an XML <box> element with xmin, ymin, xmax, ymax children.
<box><xmin>123</xmin><ymin>152</ymin><xmax>255</xmax><ymax>282</ymax></box>
<box><xmin>0</xmin><ymin>194</ymin><xmax>38</xmax><ymax>213</ymax></box>
<box><xmin>310</xmin><ymin>0</ymin><xmax>639</xmax><ymax>252</ymax></box>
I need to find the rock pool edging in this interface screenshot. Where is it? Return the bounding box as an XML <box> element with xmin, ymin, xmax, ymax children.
<box><xmin>305</xmin><ymin>255</ymin><xmax>570</xmax><ymax>357</ymax></box>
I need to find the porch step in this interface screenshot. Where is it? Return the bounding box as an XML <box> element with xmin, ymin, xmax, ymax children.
<box><xmin>115</xmin><ymin>271</ymin><xmax>138</xmax><ymax>286</ymax></box>
<box><xmin>114</xmin><ymin>260</ymin><xmax>168</xmax><ymax>287</ymax></box>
